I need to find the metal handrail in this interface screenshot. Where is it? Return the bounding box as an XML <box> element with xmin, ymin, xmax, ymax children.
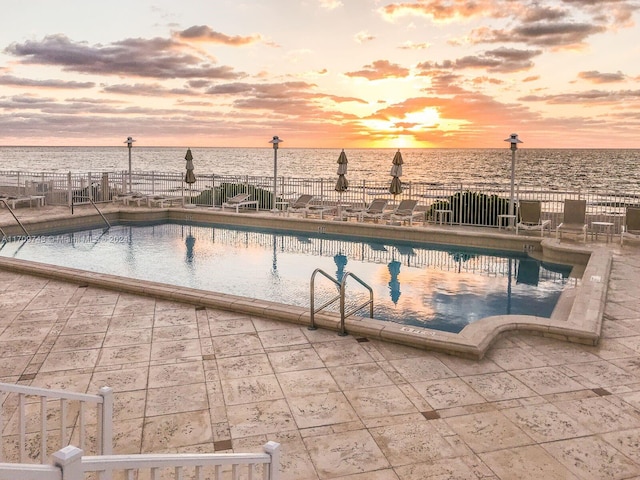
<box><xmin>309</xmin><ymin>268</ymin><xmax>374</xmax><ymax>336</ymax></box>
<box><xmin>309</xmin><ymin>268</ymin><xmax>340</xmax><ymax>331</ymax></box>
<box><xmin>71</xmin><ymin>195</ymin><xmax>110</xmax><ymax>229</ymax></box>
<box><xmin>0</xmin><ymin>199</ymin><xmax>30</xmax><ymax>237</ymax></box>
<box><xmin>339</xmin><ymin>272</ymin><xmax>374</xmax><ymax>336</ymax></box>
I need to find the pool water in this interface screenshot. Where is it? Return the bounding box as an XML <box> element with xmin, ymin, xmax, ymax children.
<box><xmin>0</xmin><ymin>222</ymin><xmax>574</xmax><ymax>333</ymax></box>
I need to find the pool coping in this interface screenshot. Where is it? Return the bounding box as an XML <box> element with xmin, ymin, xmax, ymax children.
<box><xmin>0</xmin><ymin>207</ymin><xmax>612</xmax><ymax>359</ymax></box>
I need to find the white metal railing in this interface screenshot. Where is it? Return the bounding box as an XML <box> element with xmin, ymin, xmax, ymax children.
<box><xmin>0</xmin><ymin>383</ymin><xmax>113</xmax><ymax>464</ymax></box>
<box><xmin>1</xmin><ymin>170</ymin><xmax>639</xmax><ymax>232</ymax></box>
<box><xmin>0</xmin><ymin>443</ymin><xmax>281</xmax><ymax>480</ymax></box>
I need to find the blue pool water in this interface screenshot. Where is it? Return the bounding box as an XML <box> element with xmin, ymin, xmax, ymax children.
<box><xmin>0</xmin><ymin>222</ymin><xmax>574</xmax><ymax>333</ymax></box>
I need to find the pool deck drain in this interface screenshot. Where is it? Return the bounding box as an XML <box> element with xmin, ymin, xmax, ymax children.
<box><xmin>1</xmin><ymin>204</ymin><xmax>640</xmax><ymax>479</ymax></box>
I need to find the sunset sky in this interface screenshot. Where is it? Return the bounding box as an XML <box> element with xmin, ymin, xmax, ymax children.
<box><xmin>1</xmin><ymin>0</ymin><xmax>639</xmax><ymax>149</ymax></box>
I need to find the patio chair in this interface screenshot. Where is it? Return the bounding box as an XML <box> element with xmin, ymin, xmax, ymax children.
<box><xmin>516</xmin><ymin>200</ymin><xmax>551</xmax><ymax>237</ymax></box>
<box><xmin>149</xmin><ymin>195</ymin><xmax>183</xmax><ymax>208</ymax></box>
<box><xmin>342</xmin><ymin>198</ymin><xmax>388</xmax><ymax>222</ymax></box>
<box><xmin>221</xmin><ymin>192</ymin><xmax>258</xmax><ymax>213</ymax></box>
<box><xmin>287</xmin><ymin>194</ymin><xmax>315</xmax><ymax>215</ymax></box>
<box><xmin>0</xmin><ymin>194</ymin><xmax>43</xmax><ymax>208</ymax></box>
<box><xmin>387</xmin><ymin>199</ymin><xmax>421</xmax><ymax>226</ymax></box>
<box><xmin>621</xmin><ymin>206</ymin><xmax>640</xmax><ymax>245</ymax></box>
<box><xmin>556</xmin><ymin>199</ymin><xmax>587</xmax><ymax>242</ymax></box>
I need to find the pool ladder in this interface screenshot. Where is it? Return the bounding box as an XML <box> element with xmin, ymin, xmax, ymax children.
<box><xmin>0</xmin><ymin>199</ymin><xmax>30</xmax><ymax>239</ymax></box>
<box><xmin>71</xmin><ymin>195</ymin><xmax>111</xmax><ymax>229</ymax></box>
<box><xmin>309</xmin><ymin>268</ymin><xmax>374</xmax><ymax>336</ymax></box>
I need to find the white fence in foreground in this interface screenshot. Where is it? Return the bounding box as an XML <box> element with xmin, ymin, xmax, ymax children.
<box><xmin>0</xmin><ymin>443</ymin><xmax>281</xmax><ymax>480</ymax></box>
<box><xmin>0</xmin><ymin>383</ymin><xmax>281</xmax><ymax>479</ymax></box>
<box><xmin>0</xmin><ymin>383</ymin><xmax>113</xmax><ymax>464</ymax></box>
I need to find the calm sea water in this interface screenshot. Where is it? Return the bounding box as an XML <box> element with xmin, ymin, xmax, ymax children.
<box><xmin>0</xmin><ymin>146</ymin><xmax>638</xmax><ymax>191</ymax></box>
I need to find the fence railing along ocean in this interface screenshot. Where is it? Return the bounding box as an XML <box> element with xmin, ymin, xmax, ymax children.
<box><xmin>0</xmin><ymin>147</ymin><xmax>638</xmax><ymax>232</ymax></box>
<box><xmin>1</xmin><ymin>168</ymin><xmax>638</xmax><ymax>234</ymax></box>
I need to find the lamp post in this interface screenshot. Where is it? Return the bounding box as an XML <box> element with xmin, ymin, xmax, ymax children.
<box><xmin>504</xmin><ymin>133</ymin><xmax>523</xmax><ymax>224</ymax></box>
<box><xmin>124</xmin><ymin>136</ymin><xmax>136</xmax><ymax>193</ymax></box>
<box><xmin>269</xmin><ymin>135</ymin><xmax>283</xmax><ymax>212</ymax></box>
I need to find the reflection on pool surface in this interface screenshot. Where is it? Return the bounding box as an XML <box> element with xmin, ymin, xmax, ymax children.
<box><xmin>0</xmin><ymin>222</ymin><xmax>574</xmax><ymax>333</ymax></box>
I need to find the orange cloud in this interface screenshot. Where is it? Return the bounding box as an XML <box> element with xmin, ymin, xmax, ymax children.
<box><xmin>175</xmin><ymin>26</ymin><xmax>263</xmax><ymax>46</ymax></box>
<box><xmin>344</xmin><ymin>60</ymin><xmax>410</xmax><ymax>80</ymax></box>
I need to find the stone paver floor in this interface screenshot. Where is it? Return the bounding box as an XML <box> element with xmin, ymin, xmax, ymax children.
<box><xmin>1</xmin><ymin>206</ymin><xmax>640</xmax><ymax>479</ymax></box>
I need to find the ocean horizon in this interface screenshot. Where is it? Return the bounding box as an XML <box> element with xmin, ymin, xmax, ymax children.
<box><xmin>1</xmin><ymin>146</ymin><xmax>638</xmax><ymax>192</ymax></box>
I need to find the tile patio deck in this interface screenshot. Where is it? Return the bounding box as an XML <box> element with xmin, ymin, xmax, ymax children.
<box><xmin>1</xmin><ymin>205</ymin><xmax>640</xmax><ymax>479</ymax></box>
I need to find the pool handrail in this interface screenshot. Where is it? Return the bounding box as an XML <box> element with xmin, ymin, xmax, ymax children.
<box><xmin>71</xmin><ymin>195</ymin><xmax>111</xmax><ymax>230</ymax></box>
<box><xmin>339</xmin><ymin>271</ymin><xmax>374</xmax><ymax>336</ymax></box>
<box><xmin>309</xmin><ymin>268</ymin><xmax>340</xmax><ymax>331</ymax></box>
<box><xmin>309</xmin><ymin>268</ymin><xmax>374</xmax><ymax>336</ymax></box>
<box><xmin>0</xmin><ymin>199</ymin><xmax>30</xmax><ymax>237</ymax></box>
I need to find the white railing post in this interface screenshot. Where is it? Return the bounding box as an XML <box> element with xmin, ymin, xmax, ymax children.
<box><xmin>263</xmin><ymin>441</ymin><xmax>281</xmax><ymax>480</ymax></box>
<box><xmin>67</xmin><ymin>172</ymin><xmax>72</xmax><ymax>207</ymax></box>
<box><xmin>98</xmin><ymin>387</ymin><xmax>113</xmax><ymax>455</ymax></box>
<box><xmin>458</xmin><ymin>183</ymin><xmax>463</xmax><ymax>225</ymax></box>
<box><xmin>52</xmin><ymin>445</ymin><xmax>83</xmax><ymax>480</ymax></box>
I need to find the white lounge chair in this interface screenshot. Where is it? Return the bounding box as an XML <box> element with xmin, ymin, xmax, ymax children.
<box><xmin>387</xmin><ymin>199</ymin><xmax>421</xmax><ymax>225</ymax></box>
<box><xmin>556</xmin><ymin>199</ymin><xmax>587</xmax><ymax>242</ymax></box>
<box><xmin>149</xmin><ymin>195</ymin><xmax>183</xmax><ymax>208</ymax></box>
<box><xmin>287</xmin><ymin>194</ymin><xmax>315</xmax><ymax>215</ymax></box>
<box><xmin>221</xmin><ymin>192</ymin><xmax>259</xmax><ymax>212</ymax></box>
<box><xmin>516</xmin><ymin>200</ymin><xmax>551</xmax><ymax>237</ymax></box>
<box><xmin>621</xmin><ymin>206</ymin><xmax>640</xmax><ymax>245</ymax></box>
<box><xmin>342</xmin><ymin>198</ymin><xmax>388</xmax><ymax>222</ymax></box>
<box><xmin>0</xmin><ymin>194</ymin><xmax>44</xmax><ymax>208</ymax></box>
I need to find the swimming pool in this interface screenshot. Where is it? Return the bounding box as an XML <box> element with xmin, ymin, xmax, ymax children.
<box><xmin>0</xmin><ymin>221</ymin><xmax>574</xmax><ymax>333</ymax></box>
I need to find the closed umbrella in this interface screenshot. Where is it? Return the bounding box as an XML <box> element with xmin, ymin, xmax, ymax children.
<box><xmin>184</xmin><ymin>148</ymin><xmax>196</xmax><ymax>206</ymax></box>
<box><xmin>334</xmin><ymin>253</ymin><xmax>348</xmax><ymax>284</ymax></box>
<box><xmin>388</xmin><ymin>260</ymin><xmax>402</xmax><ymax>304</ymax></box>
<box><xmin>389</xmin><ymin>149</ymin><xmax>403</xmax><ymax>196</ymax></box>
<box><xmin>335</xmin><ymin>149</ymin><xmax>349</xmax><ymax>218</ymax></box>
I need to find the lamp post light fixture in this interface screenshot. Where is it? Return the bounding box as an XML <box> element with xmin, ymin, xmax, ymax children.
<box><xmin>124</xmin><ymin>136</ymin><xmax>136</xmax><ymax>193</ymax></box>
<box><xmin>269</xmin><ymin>135</ymin><xmax>283</xmax><ymax>213</ymax></box>
<box><xmin>504</xmin><ymin>133</ymin><xmax>523</xmax><ymax>224</ymax></box>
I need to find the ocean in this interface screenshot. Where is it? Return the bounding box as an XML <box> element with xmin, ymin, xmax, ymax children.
<box><xmin>0</xmin><ymin>146</ymin><xmax>638</xmax><ymax>192</ymax></box>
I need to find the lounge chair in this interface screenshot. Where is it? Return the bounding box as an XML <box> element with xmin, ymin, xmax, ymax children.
<box><xmin>287</xmin><ymin>194</ymin><xmax>315</xmax><ymax>215</ymax></box>
<box><xmin>556</xmin><ymin>199</ymin><xmax>587</xmax><ymax>242</ymax></box>
<box><xmin>621</xmin><ymin>206</ymin><xmax>640</xmax><ymax>245</ymax></box>
<box><xmin>342</xmin><ymin>198</ymin><xmax>388</xmax><ymax>222</ymax></box>
<box><xmin>516</xmin><ymin>200</ymin><xmax>551</xmax><ymax>237</ymax></box>
<box><xmin>387</xmin><ymin>199</ymin><xmax>421</xmax><ymax>226</ymax></box>
<box><xmin>0</xmin><ymin>194</ymin><xmax>45</xmax><ymax>208</ymax></box>
<box><xmin>114</xmin><ymin>192</ymin><xmax>148</xmax><ymax>206</ymax></box>
<box><xmin>221</xmin><ymin>192</ymin><xmax>259</xmax><ymax>213</ymax></box>
<box><xmin>148</xmin><ymin>195</ymin><xmax>183</xmax><ymax>208</ymax></box>
<box><xmin>305</xmin><ymin>202</ymin><xmax>336</xmax><ymax>219</ymax></box>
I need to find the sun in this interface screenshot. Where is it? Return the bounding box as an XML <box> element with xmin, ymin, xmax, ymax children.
<box><xmin>404</xmin><ymin>107</ymin><xmax>441</xmax><ymax>128</ymax></box>
<box><xmin>360</xmin><ymin>107</ymin><xmax>443</xmax><ymax>148</ymax></box>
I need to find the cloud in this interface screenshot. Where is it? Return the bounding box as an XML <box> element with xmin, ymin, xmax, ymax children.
<box><xmin>521</xmin><ymin>5</ymin><xmax>569</xmax><ymax>23</ymax></box>
<box><xmin>5</xmin><ymin>34</ymin><xmax>243</xmax><ymax>80</ymax></box>
<box><xmin>344</xmin><ymin>60</ymin><xmax>410</xmax><ymax>80</ymax></box>
<box><xmin>205</xmin><ymin>81</ymin><xmax>316</xmax><ymax>99</ymax></box>
<box><xmin>519</xmin><ymin>89</ymin><xmax>640</xmax><ymax>104</ymax></box>
<box><xmin>578</xmin><ymin>70</ymin><xmax>627</xmax><ymax>83</ymax></box>
<box><xmin>174</xmin><ymin>26</ymin><xmax>263</xmax><ymax>46</ymax></box>
<box><xmin>0</xmin><ymin>75</ymin><xmax>95</xmax><ymax>89</ymax></box>
<box><xmin>417</xmin><ymin>47</ymin><xmax>541</xmax><ymax>73</ymax></box>
<box><xmin>469</xmin><ymin>22</ymin><xmax>606</xmax><ymax>49</ymax></box>
<box><xmin>379</xmin><ymin>0</ymin><xmax>511</xmax><ymax>22</ymax></box>
<box><xmin>319</xmin><ymin>0</ymin><xmax>343</xmax><ymax>10</ymax></box>
<box><xmin>102</xmin><ymin>83</ymin><xmax>197</xmax><ymax>96</ymax></box>
<box><xmin>398</xmin><ymin>40</ymin><xmax>431</xmax><ymax>50</ymax></box>
<box><xmin>354</xmin><ymin>31</ymin><xmax>376</xmax><ymax>43</ymax></box>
